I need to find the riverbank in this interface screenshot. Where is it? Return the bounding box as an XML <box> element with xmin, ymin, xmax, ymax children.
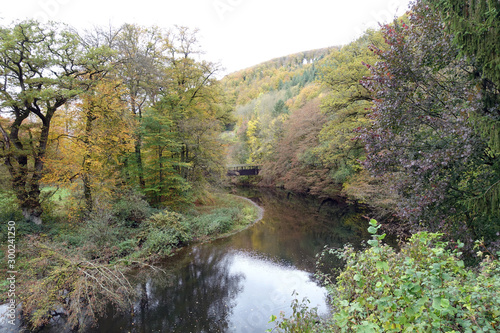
<box><xmin>203</xmin><ymin>195</ymin><xmax>264</xmax><ymax>241</ymax></box>
<box><xmin>0</xmin><ymin>190</ymin><xmax>261</xmax><ymax>332</ymax></box>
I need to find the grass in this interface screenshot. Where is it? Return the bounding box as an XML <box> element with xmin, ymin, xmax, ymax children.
<box><xmin>185</xmin><ymin>193</ymin><xmax>260</xmax><ymax>241</ymax></box>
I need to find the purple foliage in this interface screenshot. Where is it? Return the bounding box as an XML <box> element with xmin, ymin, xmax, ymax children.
<box><xmin>360</xmin><ymin>1</ymin><xmax>488</xmax><ymax>228</ymax></box>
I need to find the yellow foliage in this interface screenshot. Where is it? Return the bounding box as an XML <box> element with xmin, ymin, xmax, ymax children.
<box><xmin>43</xmin><ymin>79</ymin><xmax>135</xmax><ymax>212</ymax></box>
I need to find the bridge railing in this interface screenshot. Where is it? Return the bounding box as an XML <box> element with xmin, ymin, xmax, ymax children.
<box><xmin>227</xmin><ymin>164</ymin><xmax>261</xmax><ymax>176</ymax></box>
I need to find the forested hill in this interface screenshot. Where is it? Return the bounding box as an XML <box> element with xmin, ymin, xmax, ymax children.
<box><xmin>221</xmin><ymin>45</ymin><xmax>342</xmax><ymax>172</ymax></box>
<box><xmin>221</xmin><ymin>30</ymin><xmax>382</xmax><ymax>199</ymax></box>
<box><xmin>222</xmin><ymin>47</ymin><xmax>337</xmax><ymax>106</ymax></box>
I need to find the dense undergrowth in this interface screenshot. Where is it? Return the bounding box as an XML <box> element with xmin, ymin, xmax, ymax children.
<box><xmin>269</xmin><ymin>220</ymin><xmax>500</xmax><ymax>332</ymax></box>
<box><xmin>0</xmin><ymin>187</ymin><xmax>259</xmax><ymax>331</ymax></box>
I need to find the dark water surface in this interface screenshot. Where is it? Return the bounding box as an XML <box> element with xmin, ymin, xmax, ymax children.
<box><xmin>57</xmin><ymin>188</ymin><xmax>374</xmax><ymax>332</ymax></box>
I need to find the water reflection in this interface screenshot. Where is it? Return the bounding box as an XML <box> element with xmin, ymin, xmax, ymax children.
<box><xmin>224</xmin><ymin>251</ymin><xmax>327</xmax><ymax>332</ymax></box>
<box><xmin>98</xmin><ymin>245</ymin><xmax>245</xmax><ymax>333</ymax></box>
<box><xmin>92</xmin><ymin>187</ymin><xmax>374</xmax><ymax>332</ymax></box>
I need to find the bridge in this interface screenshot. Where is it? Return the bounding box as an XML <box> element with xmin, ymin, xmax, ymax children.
<box><xmin>227</xmin><ymin>164</ymin><xmax>261</xmax><ymax>176</ymax></box>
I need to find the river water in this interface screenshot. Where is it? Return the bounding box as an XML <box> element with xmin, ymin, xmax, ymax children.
<box><xmin>28</xmin><ymin>188</ymin><xmax>375</xmax><ymax>333</ymax></box>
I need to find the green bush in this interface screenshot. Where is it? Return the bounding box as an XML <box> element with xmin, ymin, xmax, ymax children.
<box><xmin>325</xmin><ymin>220</ymin><xmax>500</xmax><ymax>332</ymax></box>
<box><xmin>112</xmin><ymin>192</ymin><xmax>155</xmax><ymax>227</ymax></box>
<box><xmin>0</xmin><ymin>190</ymin><xmax>22</xmax><ymax>222</ymax></box>
<box><xmin>189</xmin><ymin>207</ymin><xmax>240</xmax><ymax>235</ymax></box>
<box><xmin>271</xmin><ymin>220</ymin><xmax>500</xmax><ymax>332</ymax></box>
<box><xmin>140</xmin><ymin>210</ymin><xmax>191</xmax><ymax>255</ymax></box>
<box><xmin>267</xmin><ymin>291</ymin><xmax>320</xmax><ymax>333</ymax></box>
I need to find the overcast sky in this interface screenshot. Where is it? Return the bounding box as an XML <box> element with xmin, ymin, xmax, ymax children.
<box><xmin>1</xmin><ymin>0</ymin><xmax>411</xmax><ymax>76</ymax></box>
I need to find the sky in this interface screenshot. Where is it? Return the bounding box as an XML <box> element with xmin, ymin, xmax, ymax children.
<box><xmin>0</xmin><ymin>0</ymin><xmax>412</xmax><ymax>76</ymax></box>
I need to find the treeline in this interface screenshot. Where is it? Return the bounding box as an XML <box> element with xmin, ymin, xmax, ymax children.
<box><xmin>225</xmin><ymin>0</ymin><xmax>500</xmax><ymax>250</ymax></box>
<box><xmin>0</xmin><ymin>21</ymin><xmax>232</xmax><ymax>223</ymax></box>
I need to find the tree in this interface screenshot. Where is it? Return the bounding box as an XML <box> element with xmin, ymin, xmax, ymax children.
<box><xmin>115</xmin><ymin>23</ymin><xmax>165</xmax><ymax>189</ymax></box>
<box><xmin>315</xmin><ymin>29</ymin><xmax>384</xmax><ymax>183</ymax></box>
<box><xmin>154</xmin><ymin>26</ymin><xmax>228</xmax><ymax>185</ymax></box>
<box><xmin>425</xmin><ymin>0</ymin><xmax>500</xmax><ymax>222</ymax></box>
<box><xmin>141</xmin><ymin>105</ymin><xmax>190</xmax><ymax>207</ymax></box>
<box><xmin>427</xmin><ymin>0</ymin><xmax>500</xmax><ymax>86</ymax></box>
<box><xmin>0</xmin><ymin>20</ymin><xmax>108</xmax><ymax>224</ymax></box>
<box><xmin>44</xmin><ymin>79</ymin><xmax>134</xmax><ymax>214</ymax></box>
<box><xmin>272</xmin><ymin>99</ymin><xmax>289</xmax><ymax>117</ymax></box>
<box><xmin>260</xmin><ymin>100</ymin><xmax>337</xmax><ymax>195</ymax></box>
<box><xmin>361</xmin><ymin>1</ymin><xmax>498</xmax><ymax>241</ymax></box>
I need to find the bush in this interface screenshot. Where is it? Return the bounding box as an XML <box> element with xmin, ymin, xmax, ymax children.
<box><xmin>20</xmin><ymin>238</ymin><xmax>135</xmax><ymax>332</ymax></box>
<box><xmin>140</xmin><ymin>210</ymin><xmax>191</xmax><ymax>256</ymax></box>
<box><xmin>267</xmin><ymin>291</ymin><xmax>320</xmax><ymax>333</ymax></box>
<box><xmin>189</xmin><ymin>207</ymin><xmax>240</xmax><ymax>235</ymax></box>
<box><xmin>324</xmin><ymin>220</ymin><xmax>500</xmax><ymax>332</ymax></box>
<box><xmin>0</xmin><ymin>190</ymin><xmax>23</xmax><ymax>222</ymax></box>
<box><xmin>270</xmin><ymin>220</ymin><xmax>500</xmax><ymax>332</ymax></box>
<box><xmin>112</xmin><ymin>192</ymin><xmax>155</xmax><ymax>227</ymax></box>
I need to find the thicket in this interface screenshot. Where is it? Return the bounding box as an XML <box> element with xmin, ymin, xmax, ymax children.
<box><xmin>270</xmin><ymin>220</ymin><xmax>500</xmax><ymax>332</ymax></box>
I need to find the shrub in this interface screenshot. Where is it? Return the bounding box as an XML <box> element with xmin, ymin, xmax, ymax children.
<box><xmin>20</xmin><ymin>238</ymin><xmax>135</xmax><ymax>332</ymax></box>
<box><xmin>270</xmin><ymin>220</ymin><xmax>500</xmax><ymax>332</ymax></box>
<box><xmin>0</xmin><ymin>190</ymin><xmax>23</xmax><ymax>222</ymax></box>
<box><xmin>189</xmin><ymin>207</ymin><xmax>240</xmax><ymax>235</ymax></box>
<box><xmin>267</xmin><ymin>291</ymin><xmax>320</xmax><ymax>333</ymax></box>
<box><xmin>324</xmin><ymin>220</ymin><xmax>500</xmax><ymax>332</ymax></box>
<box><xmin>140</xmin><ymin>210</ymin><xmax>191</xmax><ymax>256</ymax></box>
<box><xmin>112</xmin><ymin>192</ymin><xmax>154</xmax><ymax>227</ymax></box>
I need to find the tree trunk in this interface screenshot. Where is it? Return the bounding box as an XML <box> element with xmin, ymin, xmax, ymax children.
<box><xmin>82</xmin><ymin>109</ymin><xmax>94</xmax><ymax>214</ymax></box>
<box><xmin>7</xmin><ymin>106</ymin><xmax>57</xmax><ymax>225</ymax></box>
<box><xmin>135</xmin><ymin>139</ymin><xmax>145</xmax><ymax>189</ymax></box>
<box><xmin>10</xmin><ymin>155</ymin><xmax>44</xmax><ymax>225</ymax></box>
<box><xmin>131</xmin><ymin>96</ymin><xmax>145</xmax><ymax>189</ymax></box>
<box><xmin>158</xmin><ymin>146</ymin><xmax>164</xmax><ymax>204</ymax></box>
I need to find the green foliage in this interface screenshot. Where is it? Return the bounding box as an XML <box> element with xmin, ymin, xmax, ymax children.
<box><xmin>320</xmin><ymin>220</ymin><xmax>500</xmax><ymax>332</ymax></box>
<box><xmin>427</xmin><ymin>0</ymin><xmax>500</xmax><ymax>86</ymax></box>
<box><xmin>272</xmin><ymin>99</ymin><xmax>290</xmax><ymax>117</ymax></box>
<box><xmin>140</xmin><ymin>210</ymin><xmax>191</xmax><ymax>256</ymax></box>
<box><xmin>141</xmin><ymin>105</ymin><xmax>193</xmax><ymax>207</ymax></box>
<box><xmin>314</xmin><ymin>30</ymin><xmax>384</xmax><ymax>184</ymax></box>
<box><xmin>0</xmin><ymin>189</ymin><xmax>22</xmax><ymax>222</ymax></box>
<box><xmin>427</xmin><ymin>0</ymin><xmax>500</xmax><ymax>222</ymax></box>
<box><xmin>189</xmin><ymin>207</ymin><xmax>240</xmax><ymax>235</ymax></box>
<box><xmin>112</xmin><ymin>191</ymin><xmax>155</xmax><ymax>226</ymax></box>
<box><xmin>267</xmin><ymin>291</ymin><xmax>320</xmax><ymax>333</ymax></box>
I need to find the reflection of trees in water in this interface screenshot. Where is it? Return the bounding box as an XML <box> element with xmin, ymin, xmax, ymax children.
<box><xmin>233</xmin><ymin>187</ymin><xmax>371</xmax><ymax>272</ymax></box>
<box><xmin>96</xmin><ymin>245</ymin><xmax>244</xmax><ymax>333</ymax></box>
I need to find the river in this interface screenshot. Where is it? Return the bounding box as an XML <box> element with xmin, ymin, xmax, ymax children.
<box><xmin>35</xmin><ymin>187</ymin><xmax>375</xmax><ymax>332</ymax></box>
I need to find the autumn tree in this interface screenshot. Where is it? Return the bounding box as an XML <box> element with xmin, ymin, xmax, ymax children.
<box><xmin>361</xmin><ymin>1</ymin><xmax>499</xmax><ymax>242</ymax></box>
<box><xmin>315</xmin><ymin>29</ymin><xmax>384</xmax><ymax>183</ymax></box>
<box><xmin>152</xmin><ymin>26</ymin><xmax>229</xmax><ymax>187</ymax></box>
<box><xmin>0</xmin><ymin>20</ymin><xmax>109</xmax><ymax>224</ymax></box>
<box><xmin>260</xmin><ymin>100</ymin><xmax>337</xmax><ymax>195</ymax></box>
<box><xmin>115</xmin><ymin>24</ymin><xmax>165</xmax><ymax>189</ymax></box>
<box><xmin>44</xmin><ymin>80</ymin><xmax>134</xmax><ymax>214</ymax></box>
